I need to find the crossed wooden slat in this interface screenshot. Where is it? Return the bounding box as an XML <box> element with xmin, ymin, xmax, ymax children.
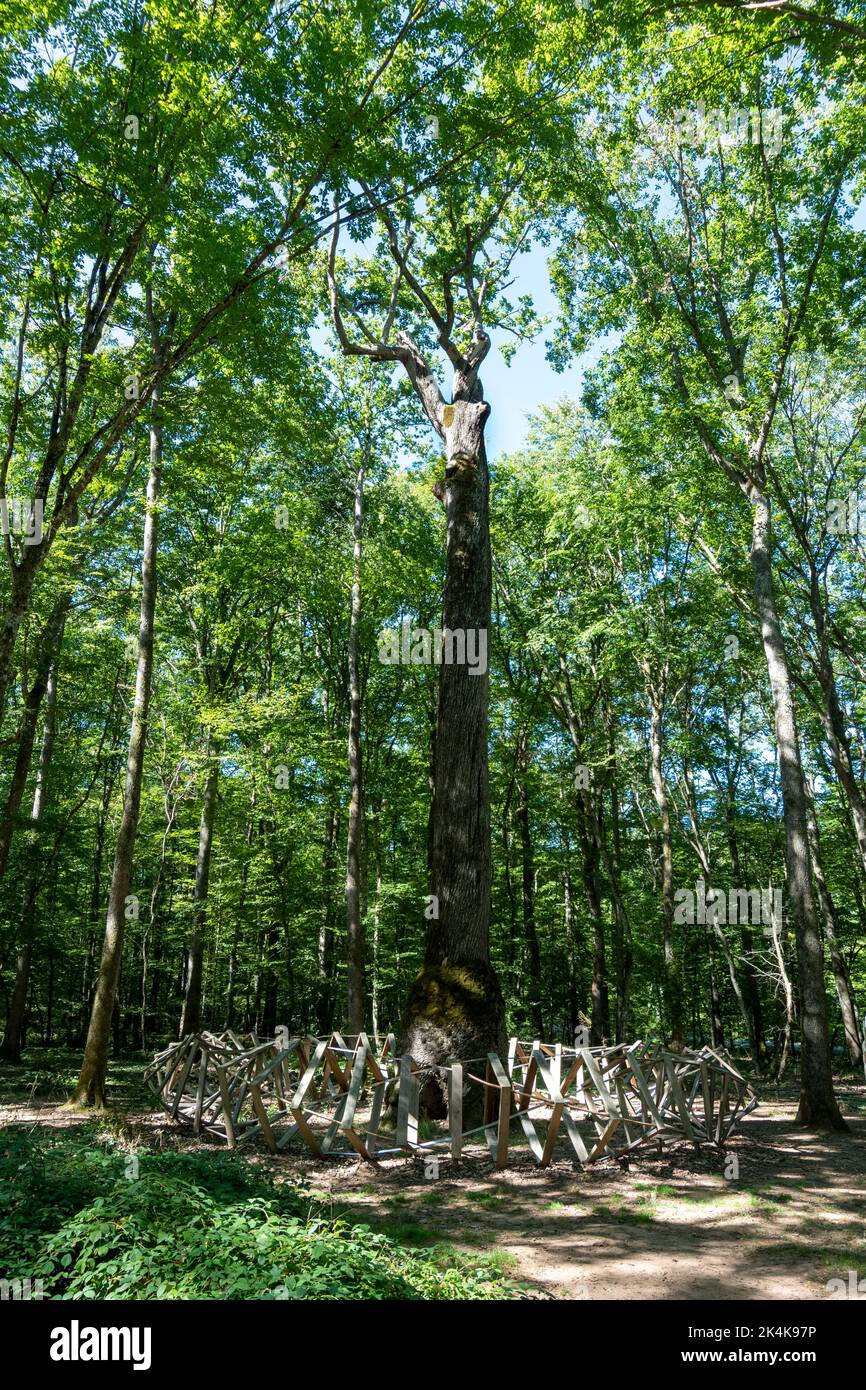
<box><xmin>147</xmin><ymin>1034</ymin><xmax>756</xmax><ymax>1167</ymax></box>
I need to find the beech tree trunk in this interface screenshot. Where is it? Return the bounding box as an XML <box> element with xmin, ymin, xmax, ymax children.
<box><xmin>517</xmin><ymin>734</ymin><xmax>544</xmax><ymax>1038</ymax></box>
<box><xmin>72</xmin><ymin>383</ymin><xmax>162</xmax><ymax>1107</ymax></box>
<box><xmin>725</xmin><ymin>789</ymin><xmax>767</xmax><ymax>1064</ymax></box>
<box><xmin>345</xmin><ymin>459</ymin><xmax>366</xmax><ymax>1033</ymax></box>
<box><xmin>316</xmin><ymin>804</ymin><xmax>339</xmax><ymax>1034</ymax></box>
<box><xmin>682</xmin><ymin>764</ymin><xmax>756</xmax><ymax>1057</ymax></box>
<box><xmin>1</xmin><ymin>646</ymin><xmax>61</xmax><ymax>1061</ymax></box>
<box><xmin>646</xmin><ymin>683</ymin><xmax>685</xmax><ymax>1047</ymax></box>
<box><xmin>805</xmin><ymin>789</ymin><xmax>863</xmax><ymax>1071</ymax></box>
<box><xmin>709</xmin><ymin>951</ymin><xmax>725</xmax><ymax>1048</ymax></box>
<box><xmin>0</xmin><ymin>598</ymin><xmax>67</xmax><ymax>882</ymax></box>
<box><xmin>179</xmin><ymin>751</ymin><xmax>219</xmax><ymax>1036</ymax></box>
<box><xmin>593</xmin><ymin>795</ymin><xmax>632</xmax><ymax>1043</ymax></box>
<box><xmin>0</xmin><ymin>550</ymin><xmax>41</xmax><ymax>732</ymax></box>
<box><xmin>576</xmin><ymin>793</ymin><xmax>609</xmax><ymax>1043</ymax></box>
<box><xmin>749</xmin><ymin>489</ymin><xmax>845</xmax><ymax>1128</ymax></box>
<box><xmin>804</xmin><ymin>563</ymin><xmax>866</xmax><ymax>877</ymax></box>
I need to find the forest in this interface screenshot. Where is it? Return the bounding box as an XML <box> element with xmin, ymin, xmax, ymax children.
<box><xmin>0</xmin><ymin>0</ymin><xmax>865</xmax><ymax>1323</ymax></box>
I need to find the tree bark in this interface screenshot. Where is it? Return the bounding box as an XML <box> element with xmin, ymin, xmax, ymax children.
<box><xmin>316</xmin><ymin>804</ymin><xmax>339</xmax><ymax>1034</ymax></box>
<box><xmin>0</xmin><ymin>552</ymin><xmax>42</xmax><ymax>733</ymax></box>
<box><xmin>803</xmin><ymin>557</ymin><xmax>866</xmax><ymax>878</ymax></box>
<box><xmin>179</xmin><ymin>750</ymin><xmax>219</xmax><ymax>1036</ymax></box>
<box><xmin>345</xmin><ymin>458</ymin><xmax>366</xmax><ymax>1033</ymax></box>
<box><xmin>1</xmin><ymin>643</ymin><xmax>62</xmax><ymax>1061</ymax></box>
<box><xmin>646</xmin><ymin>682</ymin><xmax>685</xmax><ymax>1047</ymax></box>
<box><xmin>725</xmin><ymin>785</ymin><xmax>767</xmax><ymax>1064</ymax></box>
<box><xmin>805</xmin><ymin>789</ymin><xmax>863</xmax><ymax>1071</ymax></box>
<box><xmin>681</xmin><ymin>759</ymin><xmax>757</xmax><ymax>1056</ymax></box>
<box><xmin>709</xmin><ymin>951</ymin><xmax>725</xmax><ymax>1049</ymax></box>
<box><xmin>400</xmin><ymin>388</ymin><xmax>506</xmax><ymax>1068</ymax></box>
<box><xmin>72</xmin><ymin>382</ymin><xmax>162</xmax><ymax>1106</ymax></box>
<box><xmin>517</xmin><ymin>732</ymin><xmax>543</xmax><ymax>1038</ymax></box>
<box><xmin>576</xmin><ymin>793</ymin><xmax>609</xmax><ymax>1043</ymax></box>
<box><xmin>0</xmin><ymin>598</ymin><xmax>67</xmax><ymax>882</ymax></box>
<box><xmin>749</xmin><ymin>489</ymin><xmax>845</xmax><ymax>1127</ymax></box>
<box><xmin>78</xmin><ymin>751</ymin><xmax>119</xmax><ymax>1044</ymax></box>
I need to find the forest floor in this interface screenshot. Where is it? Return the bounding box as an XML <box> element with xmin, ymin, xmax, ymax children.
<box><xmin>2</xmin><ymin>1052</ymin><xmax>864</xmax><ymax>1300</ymax></box>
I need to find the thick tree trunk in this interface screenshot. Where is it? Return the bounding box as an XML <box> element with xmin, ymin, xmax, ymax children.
<box><xmin>749</xmin><ymin>489</ymin><xmax>845</xmax><ymax>1128</ymax></box>
<box><xmin>345</xmin><ymin>460</ymin><xmax>366</xmax><ymax>1034</ymax></box>
<box><xmin>72</xmin><ymin>385</ymin><xmax>162</xmax><ymax>1107</ymax></box>
<box><xmin>179</xmin><ymin>751</ymin><xmax>219</xmax><ymax>1036</ymax></box>
<box><xmin>1</xmin><ymin>648</ymin><xmax>61</xmax><ymax>1061</ymax></box>
<box><xmin>400</xmin><ymin>389</ymin><xmax>506</xmax><ymax>1068</ymax></box>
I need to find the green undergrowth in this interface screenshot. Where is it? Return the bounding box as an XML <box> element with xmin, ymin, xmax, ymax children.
<box><xmin>0</xmin><ymin>1125</ymin><xmax>521</xmax><ymax>1300</ymax></box>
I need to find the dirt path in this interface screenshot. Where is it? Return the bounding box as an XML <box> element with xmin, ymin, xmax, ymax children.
<box><xmin>268</xmin><ymin>1089</ymin><xmax>866</xmax><ymax>1300</ymax></box>
<box><xmin>3</xmin><ymin>1077</ymin><xmax>864</xmax><ymax>1300</ymax></box>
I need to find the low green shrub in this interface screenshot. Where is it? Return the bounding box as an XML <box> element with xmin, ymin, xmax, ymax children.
<box><xmin>0</xmin><ymin>1128</ymin><xmax>516</xmax><ymax>1300</ymax></box>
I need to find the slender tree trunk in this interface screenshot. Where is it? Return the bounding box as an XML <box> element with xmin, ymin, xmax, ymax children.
<box><xmin>316</xmin><ymin>805</ymin><xmax>338</xmax><ymax>1034</ymax></box>
<box><xmin>682</xmin><ymin>768</ymin><xmax>756</xmax><ymax>1057</ymax></box>
<box><xmin>599</xmin><ymin>693</ymin><xmax>632</xmax><ymax>1040</ymax></box>
<box><xmin>370</xmin><ymin>806</ymin><xmax>383</xmax><ymax>1042</ymax></box>
<box><xmin>805</xmin><ymin>791</ymin><xmax>863</xmax><ymax>1070</ymax></box>
<box><xmin>726</xmin><ymin>789</ymin><xmax>767</xmax><ymax>1064</ymax></box>
<box><xmin>179</xmin><ymin>750</ymin><xmax>219</xmax><ymax>1036</ymax></box>
<box><xmin>592</xmin><ymin>795</ymin><xmax>632</xmax><ymax>1042</ymax></box>
<box><xmin>646</xmin><ymin>683</ymin><xmax>684</xmax><ymax>1047</ymax></box>
<box><xmin>140</xmin><ymin>788</ymin><xmax>175</xmax><ymax>1050</ymax></box>
<box><xmin>345</xmin><ymin>459</ymin><xmax>366</xmax><ymax>1033</ymax></box>
<box><xmin>768</xmin><ymin>891</ymin><xmax>795</xmax><ymax>1082</ymax></box>
<box><xmin>80</xmin><ymin>758</ymin><xmax>117</xmax><ymax>1042</ymax></box>
<box><xmin>709</xmin><ymin>952</ymin><xmax>725</xmax><ymax>1049</ymax></box>
<box><xmin>225</xmin><ymin>800</ymin><xmax>255</xmax><ymax>1028</ymax></box>
<box><xmin>225</xmin><ymin>923</ymin><xmax>239</xmax><ymax>1030</ymax></box>
<box><xmin>563</xmin><ymin>866</ymin><xmax>579</xmax><ymax>1035</ymax></box>
<box><xmin>0</xmin><ymin>598</ymin><xmax>67</xmax><ymax>882</ymax></box>
<box><xmin>1</xmin><ymin>646</ymin><xmax>62</xmax><ymax>1061</ymax></box>
<box><xmin>72</xmin><ymin>383</ymin><xmax>162</xmax><ymax>1106</ymax></box>
<box><xmin>749</xmin><ymin>489</ymin><xmax>845</xmax><ymax>1128</ymax></box>
<box><xmin>517</xmin><ymin>751</ymin><xmax>544</xmax><ymax>1038</ymax></box>
<box><xmin>0</xmin><ymin>552</ymin><xmax>41</xmax><ymax>732</ymax></box>
<box><xmin>45</xmin><ymin>947</ymin><xmax>54</xmax><ymax>1045</ymax></box>
<box><xmin>576</xmin><ymin>794</ymin><xmax>609</xmax><ymax>1043</ymax></box>
<box><xmin>806</xmin><ymin>567</ymin><xmax>866</xmax><ymax>877</ymax></box>
<box><xmin>260</xmin><ymin>921</ymin><xmax>279</xmax><ymax>1037</ymax></box>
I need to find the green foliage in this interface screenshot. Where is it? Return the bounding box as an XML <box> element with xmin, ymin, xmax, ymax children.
<box><xmin>0</xmin><ymin>1127</ymin><xmax>516</xmax><ymax>1300</ymax></box>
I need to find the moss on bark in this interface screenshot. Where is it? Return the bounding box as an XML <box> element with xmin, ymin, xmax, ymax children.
<box><xmin>399</xmin><ymin>960</ymin><xmax>506</xmax><ymax>1120</ymax></box>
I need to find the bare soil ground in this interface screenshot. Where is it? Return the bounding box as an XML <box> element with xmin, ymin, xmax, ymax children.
<box><xmin>2</xmin><ymin>1063</ymin><xmax>864</xmax><ymax>1300</ymax></box>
